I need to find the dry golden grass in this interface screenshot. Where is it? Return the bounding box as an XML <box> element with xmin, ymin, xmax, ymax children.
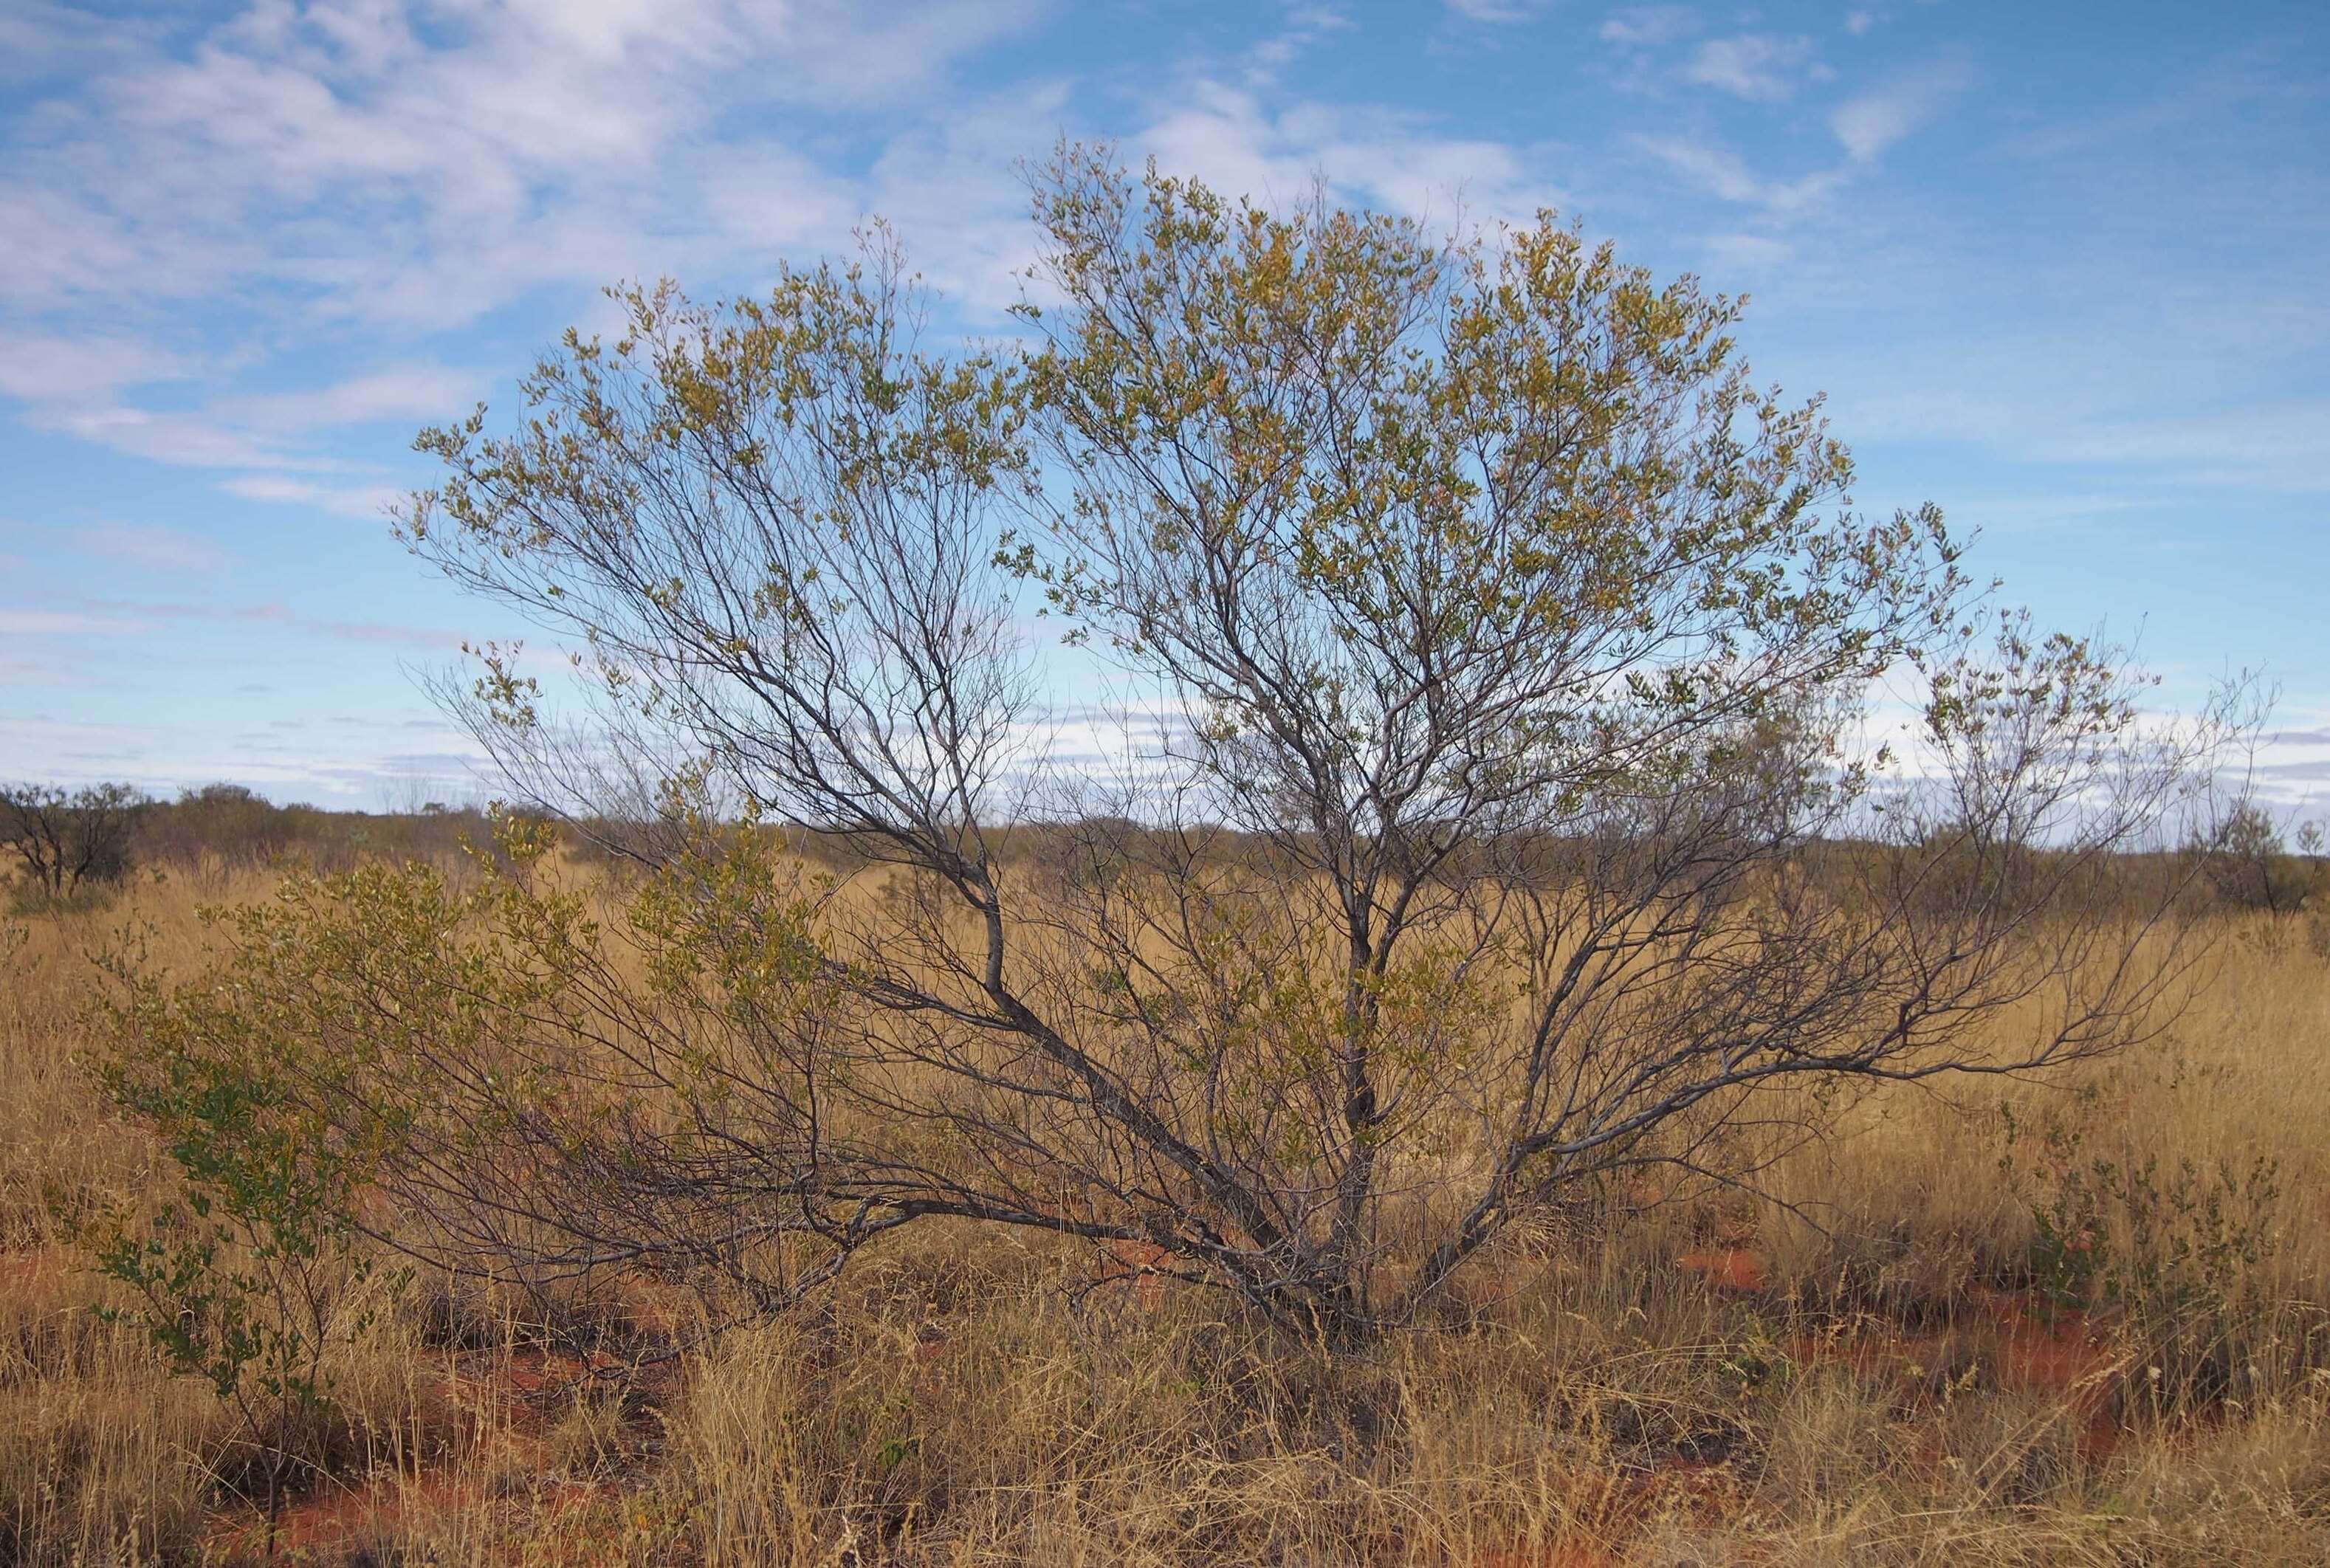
<box><xmin>4</xmin><ymin>863</ymin><xmax>2327</xmax><ymax>1564</ymax></box>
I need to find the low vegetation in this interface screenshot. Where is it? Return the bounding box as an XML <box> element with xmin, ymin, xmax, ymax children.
<box><xmin>4</xmin><ymin>842</ymin><xmax>2328</xmax><ymax>1564</ymax></box>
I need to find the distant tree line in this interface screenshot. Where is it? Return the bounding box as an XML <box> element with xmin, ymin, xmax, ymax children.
<box><xmin>0</xmin><ymin>780</ymin><xmax>501</xmax><ymax>909</ymax></box>
<box><xmin>4</xmin><ymin>777</ymin><xmax>2323</xmax><ymax>921</ymax></box>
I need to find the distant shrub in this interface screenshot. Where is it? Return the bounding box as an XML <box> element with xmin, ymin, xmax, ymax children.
<box><xmin>2199</xmin><ymin>805</ymin><xmax>2321</xmax><ymax>915</ymax></box>
<box><xmin>141</xmin><ymin>783</ymin><xmax>296</xmax><ymax>875</ymax></box>
<box><xmin>134</xmin><ymin>783</ymin><xmax>518</xmax><ymax>885</ymax></box>
<box><xmin>0</xmin><ymin>782</ymin><xmax>150</xmax><ymax>909</ymax></box>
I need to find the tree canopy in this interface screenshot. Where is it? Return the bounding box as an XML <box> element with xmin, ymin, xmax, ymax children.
<box><xmin>109</xmin><ymin>150</ymin><xmax>2245</xmax><ymax>1349</ymax></box>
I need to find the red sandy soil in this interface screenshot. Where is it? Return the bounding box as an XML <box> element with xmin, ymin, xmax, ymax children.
<box><xmin>1674</xmin><ymin>1245</ymin><xmax>1768</xmax><ymax>1294</ymax></box>
<box><xmin>211</xmin><ymin>1471</ymin><xmax>616</xmax><ymax>1565</ymax></box>
<box><xmin>201</xmin><ymin>1344</ymin><xmax>662</xmax><ymax>1565</ymax></box>
<box><xmin>1675</xmin><ymin>1209</ymin><xmax>1770</xmax><ymax>1296</ymax></box>
<box><xmin>1776</xmin><ymin>1286</ymin><xmax>2125</xmax><ymax>1456</ymax></box>
<box><xmin>1470</xmin><ymin>1242</ymin><xmax>2135</xmax><ymax>1565</ymax></box>
<box><xmin>75</xmin><ymin>1221</ymin><xmax>2134</xmax><ymax>1564</ymax></box>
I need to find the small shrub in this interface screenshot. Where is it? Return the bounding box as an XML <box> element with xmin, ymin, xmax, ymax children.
<box><xmin>2202</xmin><ymin>805</ymin><xmax>2322</xmax><ymax>915</ymax></box>
<box><xmin>1999</xmin><ymin>1103</ymin><xmax>2304</xmax><ymax>1413</ymax></box>
<box><xmin>86</xmin><ymin>953</ymin><xmax>405</xmax><ymax>1544</ymax></box>
<box><xmin>0</xmin><ymin>783</ymin><xmax>149</xmax><ymax>905</ymax></box>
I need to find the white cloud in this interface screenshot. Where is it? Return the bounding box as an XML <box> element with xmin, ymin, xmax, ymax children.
<box><xmin>1832</xmin><ymin>58</ymin><xmax>1974</xmax><ymax>162</ymax></box>
<box><xmin>1632</xmin><ymin>134</ymin><xmax>1847</xmax><ymax>216</ymax></box>
<box><xmin>0</xmin><ymin>712</ymin><xmax>495</xmax><ymax>807</ymax></box>
<box><xmin>1598</xmin><ymin>6</ymin><xmax>1698</xmax><ymax>47</ymax></box>
<box><xmin>76</xmin><ymin>595</ymin><xmax>466</xmax><ymax>650</ymax></box>
<box><xmin>1245</xmin><ymin>3</ymin><xmax>1353</xmax><ymax>85</ymax></box>
<box><xmin>1446</xmin><ymin>0</ymin><xmax>1557</xmax><ymax>21</ymax></box>
<box><xmin>75</xmin><ymin>522</ymin><xmax>231</xmax><ymax>574</ymax></box>
<box><xmin>1681</xmin><ymin>34</ymin><xmax>1828</xmax><ymax>102</ymax></box>
<box><xmin>0</xmin><ymin>0</ymin><xmax>1067</xmax><ymax>526</ymax></box>
<box><xmin>2041</xmin><ymin>398</ymin><xmax>2330</xmax><ymax>489</ymax></box>
<box><xmin>1</xmin><ymin>356</ymin><xmax>458</xmax><ymax>520</ymax></box>
<box><xmin>1139</xmin><ymin>82</ymin><xmax>1562</xmax><ymax>231</ymax></box>
<box><xmin>860</xmin><ymin>81</ymin><xmax>1080</xmax><ymax>316</ymax></box>
<box><xmin>1629</xmin><ymin>55</ymin><xmax>1965</xmax><ymax>225</ymax></box>
<box><xmin>0</xmin><ymin>331</ymin><xmax>187</xmax><ymax>405</ymax></box>
<box><xmin>1702</xmin><ymin>231</ymin><xmax>1793</xmax><ymax>269</ymax></box>
<box><xmin>1632</xmin><ymin>135</ymin><xmax>1763</xmax><ymax>202</ymax></box>
<box><xmin>0</xmin><ymin>2</ymin><xmax>158</xmax><ymax>88</ymax></box>
<box><xmin>36</xmin><ymin>405</ymin><xmax>299</xmax><ymax>470</ymax></box>
<box><xmin>221</xmin><ymin>474</ymin><xmax>406</xmax><ymax>518</ymax></box>
<box><xmin>221</xmin><ymin>363</ymin><xmax>484</xmax><ymax>431</ymax></box>
<box><xmin>0</xmin><ymin>0</ymin><xmax>1048</xmax><ymax>330</ymax></box>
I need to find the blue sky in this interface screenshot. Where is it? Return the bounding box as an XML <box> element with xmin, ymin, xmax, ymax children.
<box><xmin>1</xmin><ymin>0</ymin><xmax>2324</xmax><ymax>810</ymax></box>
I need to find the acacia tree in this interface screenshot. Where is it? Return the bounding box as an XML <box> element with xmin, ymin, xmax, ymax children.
<box><xmin>109</xmin><ymin>151</ymin><xmax>2241</xmax><ymax>1348</ymax></box>
<box><xmin>0</xmin><ymin>781</ymin><xmax>148</xmax><ymax>900</ymax></box>
<box><xmin>2199</xmin><ymin>802</ymin><xmax>2320</xmax><ymax>914</ymax></box>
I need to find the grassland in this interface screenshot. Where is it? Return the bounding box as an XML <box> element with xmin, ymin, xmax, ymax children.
<box><xmin>4</xmin><ymin>852</ymin><xmax>2328</xmax><ymax>1565</ymax></box>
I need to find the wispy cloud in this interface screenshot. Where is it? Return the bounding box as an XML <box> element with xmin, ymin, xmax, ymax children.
<box><xmin>0</xmin><ymin>331</ymin><xmax>188</xmax><ymax>405</ymax></box>
<box><xmin>0</xmin><ymin>1</ymin><xmax>160</xmax><ymax>86</ymax></box>
<box><xmin>73</xmin><ymin>522</ymin><xmax>232</xmax><ymax>574</ymax></box>
<box><xmin>31</xmin><ymin>404</ymin><xmax>298</xmax><ymax>470</ymax></box>
<box><xmin>0</xmin><ymin>713</ymin><xmax>493</xmax><ymax>806</ymax></box>
<box><xmin>219</xmin><ymin>363</ymin><xmax>482</xmax><ymax>432</ymax></box>
<box><xmin>1681</xmin><ymin>33</ymin><xmax>1829</xmax><ymax>102</ymax></box>
<box><xmin>95</xmin><ymin>596</ymin><xmax>466</xmax><ymax>650</ymax></box>
<box><xmin>1139</xmin><ymin>82</ymin><xmax>1562</xmax><ymax>232</ymax></box>
<box><xmin>1630</xmin><ymin>134</ymin><xmax>1846</xmax><ymax>216</ymax></box>
<box><xmin>1701</xmin><ymin>231</ymin><xmax>1793</xmax><ymax>269</ymax></box>
<box><xmin>1598</xmin><ymin>6</ymin><xmax>1698</xmax><ymax>48</ymax></box>
<box><xmin>0</xmin><ymin>0</ymin><xmax>1043</xmax><ymax>325</ymax></box>
<box><xmin>219</xmin><ymin>474</ymin><xmax>407</xmax><ymax>520</ymax></box>
<box><xmin>1832</xmin><ymin>57</ymin><xmax>1975</xmax><ymax>162</ymax></box>
<box><xmin>1444</xmin><ymin>0</ymin><xmax>1556</xmax><ymax>22</ymax></box>
<box><xmin>1627</xmin><ymin>52</ymin><xmax>1970</xmax><ymax>231</ymax></box>
<box><xmin>0</xmin><ymin>0</ymin><xmax>1064</xmax><ymax>525</ymax></box>
<box><xmin>4</xmin><ymin>360</ymin><xmax>478</xmax><ymax>520</ymax></box>
<box><xmin>1245</xmin><ymin>4</ymin><xmax>1354</xmax><ymax>85</ymax></box>
<box><xmin>0</xmin><ymin>608</ymin><xmax>147</xmax><ymax>636</ymax></box>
